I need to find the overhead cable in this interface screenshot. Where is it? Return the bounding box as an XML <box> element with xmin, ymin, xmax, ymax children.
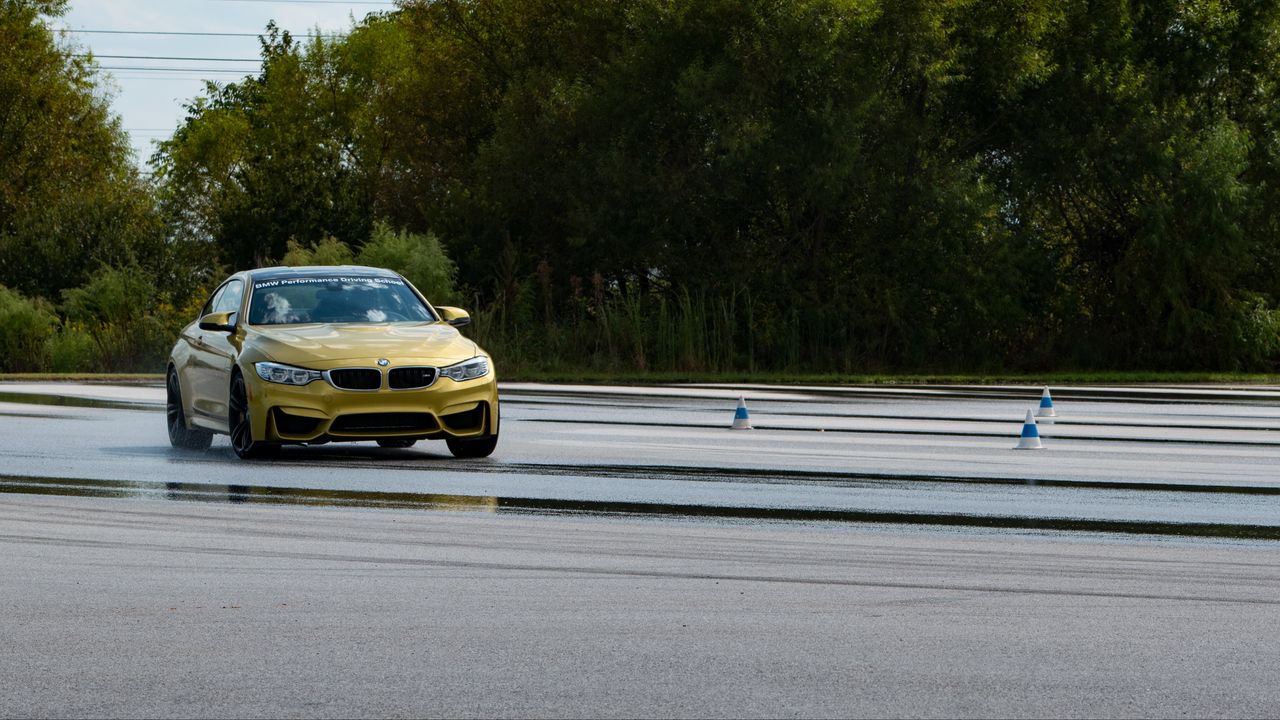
<box><xmin>75</xmin><ymin>54</ymin><xmax>262</xmax><ymax>62</ymax></box>
<box><xmin>64</xmin><ymin>29</ymin><xmax>346</xmax><ymax>37</ymax></box>
<box><xmin>99</xmin><ymin>66</ymin><xmax>252</xmax><ymax>73</ymax></box>
<box><xmin>206</xmin><ymin>0</ymin><xmax>393</xmax><ymax>4</ymax></box>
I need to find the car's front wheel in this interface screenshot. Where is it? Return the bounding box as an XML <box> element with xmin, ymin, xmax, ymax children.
<box><xmin>167</xmin><ymin>368</ymin><xmax>212</xmax><ymax>451</ymax></box>
<box><xmin>229</xmin><ymin>372</ymin><xmax>279</xmax><ymax>460</ymax></box>
<box><xmin>446</xmin><ymin>433</ymin><xmax>498</xmax><ymax>458</ymax></box>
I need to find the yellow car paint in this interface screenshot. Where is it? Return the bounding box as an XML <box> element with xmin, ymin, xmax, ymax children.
<box><xmin>166</xmin><ymin>265</ymin><xmax>499</xmax><ymax>458</ymax></box>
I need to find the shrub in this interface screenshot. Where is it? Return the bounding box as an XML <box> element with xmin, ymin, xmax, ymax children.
<box><xmin>0</xmin><ymin>285</ymin><xmax>56</xmax><ymax>372</ymax></box>
<box><xmin>46</xmin><ymin>324</ymin><xmax>101</xmax><ymax>373</ymax></box>
<box><xmin>357</xmin><ymin>222</ymin><xmax>457</xmax><ymax>304</ymax></box>
<box><xmin>280</xmin><ymin>236</ymin><xmax>356</xmax><ymax>266</ymax></box>
<box><xmin>273</xmin><ymin>226</ymin><xmax>457</xmax><ymax>304</ymax></box>
<box><xmin>60</xmin><ymin>265</ymin><xmax>174</xmax><ymax>371</ymax></box>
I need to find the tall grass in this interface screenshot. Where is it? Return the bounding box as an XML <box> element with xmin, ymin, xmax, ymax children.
<box><xmin>468</xmin><ymin>286</ymin><xmax>875</xmax><ymax>376</ymax></box>
<box><xmin>7</xmin><ymin>266</ymin><xmax>1271</xmax><ymax>378</ymax></box>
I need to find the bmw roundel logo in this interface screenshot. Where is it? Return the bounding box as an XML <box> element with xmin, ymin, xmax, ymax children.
<box><xmin>377</xmin><ymin>358</ymin><xmax>389</xmax><ymax>367</ymax></box>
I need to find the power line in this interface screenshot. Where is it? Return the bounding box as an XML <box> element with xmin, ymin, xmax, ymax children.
<box><xmin>100</xmin><ymin>66</ymin><xmax>253</xmax><ymax>73</ymax></box>
<box><xmin>206</xmin><ymin>0</ymin><xmax>394</xmax><ymax>4</ymax></box>
<box><xmin>63</xmin><ymin>29</ymin><xmax>347</xmax><ymax>38</ymax></box>
<box><xmin>110</xmin><ymin>76</ymin><xmax>237</xmax><ymax>81</ymax></box>
<box><xmin>75</xmin><ymin>54</ymin><xmax>262</xmax><ymax>62</ymax></box>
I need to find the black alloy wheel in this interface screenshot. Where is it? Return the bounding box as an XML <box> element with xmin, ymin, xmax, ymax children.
<box><xmin>167</xmin><ymin>368</ymin><xmax>212</xmax><ymax>451</ymax></box>
<box><xmin>229</xmin><ymin>372</ymin><xmax>279</xmax><ymax>460</ymax></box>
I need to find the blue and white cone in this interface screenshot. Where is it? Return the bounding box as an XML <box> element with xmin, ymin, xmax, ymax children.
<box><xmin>1035</xmin><ymin>387</ymin><xmax>1057</xmax><ymax>418</ymax></box>
<box><xmin>731</xmin><ymin>396</ymin><xmax>752</xmax><ymax>430</ymax></box>
<box><xmin>1015</xmin><ymin>410</ymin><xmax>1043</xmax><ymax>449</ymax></box>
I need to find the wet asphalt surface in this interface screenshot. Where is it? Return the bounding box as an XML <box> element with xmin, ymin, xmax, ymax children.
<box><xmin>2</xmin><ymin>382</ymin><xmax>1280</xmax><ymax>717</ymax></box>
<box><xmin>2</xmin><ymin>381</ymin><xmax>1280</xmax><ymax>531</ymax></box>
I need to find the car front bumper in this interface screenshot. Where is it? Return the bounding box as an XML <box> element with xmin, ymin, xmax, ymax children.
<box><xmin>243</xmin><ymin>367</ymin><xmax>499</xmax><ymax>443</ymax></box>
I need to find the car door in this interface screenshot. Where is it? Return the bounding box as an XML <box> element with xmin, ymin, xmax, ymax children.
<box><xmin>188</xmin><ymin>278</ymin><xmax>245</xmax><ymax>424</ymax></box>
<box><xmin>176</xmin><ymin>283</ymin><xmax>225</xmax><ymax>424</ymax></box>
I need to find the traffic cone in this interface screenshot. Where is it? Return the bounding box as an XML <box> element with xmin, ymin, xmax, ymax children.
<box><xmin>731</xmin><ymin>397</ymin><xmax>752</xmax><ymax>430</ymax></box>
<box><xmin>1015</xmin><ymin>410</ymin><xmax>1043</xmax><ymax>449</ymax></box>
<box><xmin>1035</xmin><ymin>387</ymin><xmax>1057</xmax><ymax>418</ymax></box>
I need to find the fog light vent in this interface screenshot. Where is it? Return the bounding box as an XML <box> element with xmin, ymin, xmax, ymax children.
<box><xmin>273</xmin><ymin>409</ymin><xmax>322</xmax><ymax>436</ymax></box>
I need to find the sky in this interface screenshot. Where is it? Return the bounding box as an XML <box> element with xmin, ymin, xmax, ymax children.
<box><xmin>55</xmin><ymin>0</ymin><xmax>399</xmax><ymax>169</ymax></box>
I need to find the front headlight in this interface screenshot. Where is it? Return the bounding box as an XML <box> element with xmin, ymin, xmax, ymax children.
<box><xmin>254</xmin><ymin>361</ymin><xmax>322</xmax><ymax>386</ymax></box>
<box><xmin>439</xmin><ymin>356</ymin><xmax>489</xmax><ymax>382</ymax></box>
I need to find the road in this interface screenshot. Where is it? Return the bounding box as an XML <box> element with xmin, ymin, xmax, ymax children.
<box><xmin>2</xmin><ymin>381</ymin><xmax>1279</xmax><ymax>717</ymax></box>
<box><xmin>2</xmin><ymin>381</ymin><xmax>1280</xmax><ymax>530</ymax></box>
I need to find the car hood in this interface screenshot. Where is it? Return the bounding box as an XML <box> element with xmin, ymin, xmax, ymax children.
<box><xmin>245</xmin><ymin>322</ymin><xmax>481</xmax><ymax>367</ymax></box>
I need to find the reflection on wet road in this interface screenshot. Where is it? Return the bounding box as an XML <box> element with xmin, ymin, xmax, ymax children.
<box><xmin>2</xmin><ymin>381</ymin><xmax>1280</xmax><ymax>534</ymax></box>
<box><xmin>3</xmin><ymin>472</ymin><xmax>1280</xmax><ymax>540</ymax></box>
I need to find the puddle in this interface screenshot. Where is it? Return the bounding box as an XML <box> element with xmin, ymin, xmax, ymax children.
<box><xmin>0</xmin><ymin>475</ymin><xmax>499</xmax><ymax>512</ymax></box>
<box><xmin>486</xmin><ymin>463</ymin><xmax>1280</xmax><ymax>496</ymax></box>
<box><xmin>2</xmin><ymin>473</ymin><xmax>1277</xmax><ymax>540</ymax></box>
<box><xmin>90</xmin><ymin>444</ymin><xmax>1280</xmax><ymax>496</ymax></box>
<box><xmin>523</xmin><ymin>417</ymin><xmax>1280</xmax><ymax>447</ymax></box>
<box><xmin>0</xmin><ymin>391</ymin><xmax>160</xmax><ymax>412</ymax></box>
<box><xmin>0</xmin><ymin>409</ymin><xmax>91</xmax><ymax>420</ymax></box>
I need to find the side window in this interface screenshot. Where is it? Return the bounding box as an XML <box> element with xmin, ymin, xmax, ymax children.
<box><xmin>213</xmin><ymin>279</ymin><xmax>245</xmax><ymax>316</ymax></box>
<box><xmin>201</xmin><ymin>285</ymin><xmax>227</xmax><ymax>317</ymax></box>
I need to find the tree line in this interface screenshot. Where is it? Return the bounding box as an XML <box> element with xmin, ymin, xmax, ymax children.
<box><xmin>3</xmin><ymin>0</ymin><xmax>1279</xmax><ymax>373</ymax></box>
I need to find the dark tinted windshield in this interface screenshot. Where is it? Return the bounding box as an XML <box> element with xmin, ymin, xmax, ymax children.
<box><xmin>247</xmin><ymin>275</ymin><xmax>433</xmax><ymax>325</ymax></box>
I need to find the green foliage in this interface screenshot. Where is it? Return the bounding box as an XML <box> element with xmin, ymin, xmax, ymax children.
<box><xmin>151</xmin><ymin>17</ymin><xmax>416</xmax><ymax>268</ymax></box>
<box><xmin>357</xmin><ymin>223</ymin><xmax>457</xmax><ymax>302</ymax></box>
<box><xmin>280</xmin><ymin>236</ymin><xmax>357</xmax><ymax>266</ymax></box>
<box><xmin>274</xmin><ymin>226</ymin><xmax>458</xmax><ymax>304</ymax></box>
<box><xmin>0</xmin><ymin>0</ymin><xmax>167</xmax><ymax>299</ymax></box>
<box><xmin>142</xmin><ymin>0</ymin><xmax>1280</xmax><ymax>373</ymax></box>
<box><xmin>0</xmin><ymin>0</ymin><xmax>193</xmax><ymax>374</ymax></box>
<box><xmin>0</xmin><ymin>285</ymin><xmax>55</xmax><ymax>372</ymax></box>
<box><xmin>45</xmin><ymin>324</ymin><xmax>100</xmax><ymax>373</ymax></box>
<box><xmin>59</xmin><ymin>265</ymin><xmax>177</xmax><ymax>371</ymax></box>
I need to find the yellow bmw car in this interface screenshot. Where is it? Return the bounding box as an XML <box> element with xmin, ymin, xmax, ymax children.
<box><xmin>166</xmin><ymin>265</ymin><xmax>499</xmax><ymax>459</ymax></box>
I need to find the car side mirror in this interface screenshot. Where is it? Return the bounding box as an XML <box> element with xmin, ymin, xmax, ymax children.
<box><xmin>436</xmin><ymin>306</ymin><xmax>471</xmax><ymax>328</ymax></box>
<box><xmin>198</xmin><ymin>311</ymin><xmax>236</xmax><ymax>333</ymax></box>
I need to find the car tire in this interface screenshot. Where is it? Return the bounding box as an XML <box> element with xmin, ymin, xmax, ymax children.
<box><xmin>167</xmin><ymin>368</ymin><xmax>213</xmax><ymax>451</ymax></box>
<box><xmin>377</xmin><ymin>439</ymin><xmax>416</xmax><ymax>449</ymax></box>
<box><xmin>445</xmin><ymin>433</ymin><xmax>498</xmax><ymax>458</ymax></box>
<box><xmin>229</xmin><ymin>372</ymin><xmax>279</xmax><ymax>460</ymax></box>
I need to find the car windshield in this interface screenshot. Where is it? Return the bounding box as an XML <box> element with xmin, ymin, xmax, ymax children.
<box><xmin>246</xmin><ymin>275</ymin><xmax>434</xmax><ymax>325</ymax></box>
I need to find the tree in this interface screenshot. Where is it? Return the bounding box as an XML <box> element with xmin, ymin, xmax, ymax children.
<box><xmin>154</xmin><ymin>19</ymin><xmax>407</xmax><ymax>269</ymax></box>
<box><xmin>152</xmin><ymin>0</ymin><xmax>1280</xmax><ymax>372</ymax></box>
<box><xmin>0</xmin><ymin>0</ymin><xmax>164</xmax><ymax>299</ymax></box>
<box><xmin>973</xmin><ymin>0</ymin><xmax>1280</xmax><ymax>367</ymax></box>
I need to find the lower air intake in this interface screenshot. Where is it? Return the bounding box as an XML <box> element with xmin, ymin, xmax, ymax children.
<box><xmin>441</xmin><ymin>404</ymin><xmax>485</xmax><ymax>432</ymax></box>
<box><xmin>273</xmin><ymin>409</ymin><xmax>322</xmax><ymax>436</ymax></box>
<box><xmin>330</xmin><ymin>413</ymin><xmax>438</xmax><ymax>434</ymax></box>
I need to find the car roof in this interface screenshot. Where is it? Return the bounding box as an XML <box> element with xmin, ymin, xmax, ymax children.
<box><xmin>248</xmin><ymin>265</ymin><xmax>400</xmax><ymax>282</ymax></box>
